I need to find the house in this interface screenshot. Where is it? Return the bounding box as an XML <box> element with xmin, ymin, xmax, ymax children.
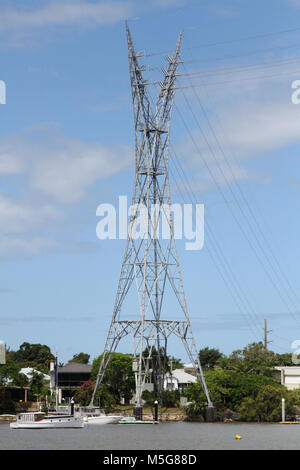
<box><xmin>274</xmin><ymin>366</ymin><xmax>300</xmax><ymax>390</ymax></box>
<box><xmin>164</xmin><ymin>368</ymin><xmax>197</xmax><ymax>392</ymax></box>
<box><xmin>56</xmin><ymin>362</ymin><xmax>92</xmax><ymax>400</ymax></box>
<box><xmin>19</xmin><ymin>367</ymin><xmax>50</xmax><ymax>382</ymax></box>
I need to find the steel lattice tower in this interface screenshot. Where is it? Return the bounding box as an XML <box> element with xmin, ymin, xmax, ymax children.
<box><xmin>90</xmin><ymin>23</ymin><xmax>213</xmax><ymax>415</ymax></box>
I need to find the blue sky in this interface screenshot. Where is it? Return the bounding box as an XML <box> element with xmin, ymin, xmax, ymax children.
<box><xmin>1</xmin><ymin>0</ymin><xmax>300</xmax><ymax>364</ymax></box>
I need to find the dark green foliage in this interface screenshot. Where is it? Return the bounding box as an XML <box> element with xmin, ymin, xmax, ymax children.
<box><xmin>220</xmin><ymin>342</ymin><xmax>293</xmax><ymax>376</ymax></box>
<box><xmin>29</xmin><ymin>371</ymin><xmax>46</xmax><ymax>401</ymax></box>
<box><xmin>0</xmin><ymin>386</ymin><xmax>15</xmax><ymax>414</ymax></box>
<box><xmin>141</xmin><ymin>389</ymin><xmax>180</xmax><ymax>407</ymax></box>
<box><xmin>91</xmin><ymin>352</ymin><xmax>135</xmax><ymax>404</ymax></box>
<box><xmin>73</xmin><ymin>380</ymin><xmax>116</xmax><ymax>412</ymax></box>
<box><xmin>185</xmin><ymin>343</ymin><xmax>297</xmax><ymax>422</ymax></box>
<box><xmin>9</xmin><ymin>342</ymin><xmax>54</xmax><ymax>374</ymax></box>
<box><xmin>71</xmin><ymin>352</ymin><xmax>90</xmax><ymax>364</ymax></box>
<box><xmin>199</xmin><ymin>347</ymin><xmax>223</xmax><ymax>370</ymax></box>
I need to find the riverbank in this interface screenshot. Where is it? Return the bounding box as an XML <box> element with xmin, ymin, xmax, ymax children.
<box><xmin>0</xmin><ymin>415</ymin><xmax>16</xmax><ymax>422</ymax></box>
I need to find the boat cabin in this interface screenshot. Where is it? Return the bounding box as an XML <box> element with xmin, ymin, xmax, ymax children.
<box><xmin>16</xmin><ymin>412</ymin><xmax>46</xmax><ymax>423</ymax></box>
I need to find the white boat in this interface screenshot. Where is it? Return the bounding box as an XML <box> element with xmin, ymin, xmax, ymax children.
<box><xmin>83</xmin><ymin>414</ymin><xmax>123</xmax><ymax>425</ymax></box>
<box><xmin>118</xmin><ymin>416</ymin><xmax>137</xmax><ymax>424</ymax></box>
<box><xmin>75</xmin><ymin>406</ymin><xmax>122</xmax><ymax>425</ymax></box>
<box><xmin>10</xmin><ymin>412</ymin><xmax>84</xmax><ymax>429</ymax></box>
<box><xmin>118</xmin><ymin>416</ymin><xmax>156</xmax><ymax>424</ymax></box>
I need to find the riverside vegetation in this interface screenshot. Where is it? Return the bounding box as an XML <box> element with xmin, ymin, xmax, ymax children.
<box><xmin>0</xmin><ymin>342</ymin><xmax>299</xmax><ymax>422</ymax></box>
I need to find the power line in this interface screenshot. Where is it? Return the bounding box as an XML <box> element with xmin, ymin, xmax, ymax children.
<box><xmin>169</xmin><ymin>152</ymin><xmax>263</xmax><ymax>340</ymax></box>
<box><xmin>141</xmin><ymin>25</ymin><xmax>300</xmax><ymax>57</ymax></box>
<box><xmin>147</xmin><ymin>86</ymin><xmax>263</xmax><ymax>340</ymax></box>
<box><xmin>179</xmin><ymin>63</ymin><xmax>300</xmax><ymax>312</ymax></box>
<box><xmin>173</xmin><ymin>90</ymin><xmax>300</xmax><ymax>329</ymax></box>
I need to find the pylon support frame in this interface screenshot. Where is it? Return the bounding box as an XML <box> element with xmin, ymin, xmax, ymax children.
<box><xmin>90</xmin><ymin>23</ymin><xmax>213</xmax><ymax>410</ymax></box>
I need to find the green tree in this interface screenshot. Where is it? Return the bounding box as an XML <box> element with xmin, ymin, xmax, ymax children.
<box><xmin>255</xmin><ymin>385</ymin><xmax>294</xmax><ymax>422</ymax></box>
<box><xmin>71</xmin><ymin>352</ymin><xmax>90</xmax><ymax>364</ymax></box>
<box><xmin>91</xmin><ymin>352</ymin><xmax>135</xmax><ymax>404</ymax></box>
<box><xmin>185</xmin><ymin>368</ymin><xmax>284</xmax><ymax>415</ymax></box>
<box><xmin>238</xmin><ymin>397</ymin><xmax>258</xmax><ymax>422</ymax></box>
<box><xmin>30</xmin><ymin>371</ymin><xmax>46</xmax><ymax>401</ymax></box>
<box><xmin>0</xmin><ymin>386</ymin><xmax>15</xmax><ymax>414</ymax></box>
<box><xmin>199</xmin><ymin>347</ymin><xmax>223</xmax><ymax>370</ymax></box>
<box><xmin>184</xmin><ymin>401</ymin><xmax>206</xmax><ymax>419</ymax></box>
<box><xmin>0</xmin><ymin>354</ymin><xmax>29</xmax><ymax>387</ymax></box>
<box><xmin>74</xmin><ymin>380</ymin><xmax>116</xmax><ymax>412</ymax></box>
<box><xmin>10</xmin><ymin>342</ymin><xmax>54</xmax><ymax>374</ymax></box>
<box><xmin>160</xmin><ymin>390</ymin><xmax>180</xmax><ymax>408</ymax></box>
<box><xmin>224</xmin><ymin>342</ymin><xmax>278</xmax><ymax>376</ymax></box>
<box><xmin>168</xmin><ymin>356</ymin><xmax>183</xmax><ymax>371</ymax></box>
<box><xmin>142</xmin><ymin>346</ymin><xmax>171</xmax><ymax>397</ymax></box>
<box><xmin>239</xmin><ymin>385</ymin><xmax>295</xmax><ymax>422</ymax></box>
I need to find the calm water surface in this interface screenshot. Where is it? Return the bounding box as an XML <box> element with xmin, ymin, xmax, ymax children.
<box><xmin>1</xmin><ymin>421</ymin><xmax>300</xmax><ymax>450</ymax></box>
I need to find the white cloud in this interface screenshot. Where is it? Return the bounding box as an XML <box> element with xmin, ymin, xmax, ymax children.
<box><xmin>0</xmin><ymin>128</ymin><xmax>131</xmax><ymax>257</ymax></box>
<box><xmin>0</xmin><ymin>234</ymin><xmax>59</xmax><ymax>257</ymax></box>
<box><xmin>0</xmin><ymin>1</ymin><xmax>134</xmax><ymax>32</ymax></box>
<box><xmin>29</xmin><ymin>136</ymin><xmax>131</xmax><ymax>203</ymax></box>
<box><xmin>0</xmin><ymin>194</ymin><xmax>61</xmax><ymax>234</ymax></box>
<box><xmin>0</xmin><ymin>130</ymin><xmax>131</xmax><ymax>204</ymax></box>
<box><xmin>0</xmin><ymin>153</ymin><xmax>23</xmax><ymax>174</ymax></box>
<box><xmin>216</xmin><ymin>100</ymin><xmax>300</xmax><ymax>158</ymax></box>
<box><xmin>175</xmin><ymin>58</ymin><xmax>300</xmax><ymax>190</ymax></box>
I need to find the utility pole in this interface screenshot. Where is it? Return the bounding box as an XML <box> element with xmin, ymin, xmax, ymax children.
<box><xmin>90</xmin><ymin>23</ymin><xmax>215</xmax><ymax>422</ymax></box>
<box><xmin>264</xmin><ymin>319</ymin><xmax>268</xmax><ymax>350</ymax></box>
<box><xmin>264</xmin><ymin>319</ymin><xmax>272</xmax><ymax>350</ymax></box>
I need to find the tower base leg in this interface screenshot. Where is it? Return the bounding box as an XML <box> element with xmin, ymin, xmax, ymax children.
<box><xmin>133</xmin><ymin>406</ymin><xmax>143</xmax><ymax>421</ymax></box>
<box><xmin>205</xmin><ymin>406</ymin><xmax>216</xmax><ymax>422</ymax></box>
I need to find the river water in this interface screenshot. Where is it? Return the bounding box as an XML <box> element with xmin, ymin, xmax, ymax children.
<box><xmin>1</xmin><ymin>421</ymin><xmax>300</xmax><ymax>450</ymax></box>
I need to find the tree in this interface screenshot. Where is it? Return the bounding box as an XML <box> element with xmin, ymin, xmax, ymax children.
<box><xmin>168</xmin><ymin>356</ymin><xmax>183</xmax><ymax>371</ymax></box>
<box><xmin>199</xmin><ymin>347</ymin><xmax>223</xmax><ymax>370</ymax></box>
<box><xmin>142</xmin><ymin>346</ymin><xmax>172</xmax><ymax>397</ymax></box>
<box><xmin>223</xmin><ymin>342</ymin><xmax>278</xmax><ymax>376</ymax></box>
<box><xmin>91</xmin><ymin>352</ymin><xmax>135</xmax><ymax>404</ymax></box>
<box><xmin>238</xmin><ymin>397</ymin><xmax>258</xmax><ymax>422</ymax></box>
<box><xmin>0</xmin><ymin>386</ymin><xmax>15</xmax><ymax>414</ymax></box>
<box><xmin>10</xmin><ymin>342</ymin><xmax>54</xmax><ymax>374</ymax></box>
<box><xmin>239</xmin><ymin>385</ymin><xmax>295</xmax><ymax>422</ymax></box>
<box><xmin>30</xmin><ymin>371</ymin><xmax>46</xmax><ymax>401</ymax></box>
<box><xmin>0</xmin><ymin>355</ymin><xmax>29</xmax><ymax>387</ymax></box>
<box><xmin>71</xmin><ymin>353</ymin><xmax>90</xmax><ymax>364</ymax></box>
<box><xmin>160</xmin><ymin>390</ymin><xmax>180</xmax><ymax>408</ymax></box>
<box><xmin>184</xmin><ymin>368</ymin><xmax>285</xmax><ymax>417</ymax></box>
<box><xmin>74</xmin><ymin>380</ymin><xmax>116</xmax><ymax>412</ymax></box>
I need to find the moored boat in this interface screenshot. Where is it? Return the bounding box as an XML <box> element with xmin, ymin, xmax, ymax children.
<box><xmin>83</xmin><ymin>414</ymin><xmax>122</xmax><ymax>425</ymax></box>
<box><xmin>75</xmin><ymin>406</ymin><xmax>122</xmax><ymax>425</ymax></box>
<box><xmin>10</xmin><ymin>412</ymin><xmax>84</xmax><ymax>429</ymax></box>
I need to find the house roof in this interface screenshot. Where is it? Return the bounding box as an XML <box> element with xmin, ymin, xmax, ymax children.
<box><xmin>58</xmin><ymin>362</ymin><xmax>92</xmax><ymax>373</ymax></box>
<box><xmin>165</xmin><ymin>368</ymin><xmax>197</xmax><ymax>384</ymax></box>
<box><xmin>5</xmin><ymin>367</ymin><xmax>50</xmax><ymax>385</ymax></box>
<box><xmin>20</xmin><ymin>367</ymin><xmax>50</xmax><ymax>381</ymax></box>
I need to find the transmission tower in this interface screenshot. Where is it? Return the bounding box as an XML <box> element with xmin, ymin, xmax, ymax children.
<box><xmin>90</xmin><ymin>23</ymin><xmax>214</xmax><ymax>420</ymax></box>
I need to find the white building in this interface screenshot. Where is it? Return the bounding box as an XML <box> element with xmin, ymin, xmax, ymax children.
<box><xmin>274</xmin><ymin>366</ymin><xmax>300</xmax><ymax>390</ymax></box>
<box><xmin>164</xmin><ymin>368</ymin><xmax>197</xmax><ymax>392</ymax></box>
<box><xmin>20</xmin><ymin>367</ymin><xmax>50</xmax><ymax>382</ymax></box>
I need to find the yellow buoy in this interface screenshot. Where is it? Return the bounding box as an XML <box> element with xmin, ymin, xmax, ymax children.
<box><xmin>235</xmin><ymin>434</ymin><xmax>242</xmax><ymax>440</ymax></box>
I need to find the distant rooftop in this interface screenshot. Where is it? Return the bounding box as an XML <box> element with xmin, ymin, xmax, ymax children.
<box><xmin>165</xmin><ymin>368</ymin><xmax>197</xmax><ymax>384</ymax></box>
<box><xmin>58</xmin><ymin>362</ymin><xmax>92</xmax><ymax>373</ymax></box>
<box><xmin>20</xmin><ymin>367</ymin><xmax>50</xmax><ymax>381</ymax></box>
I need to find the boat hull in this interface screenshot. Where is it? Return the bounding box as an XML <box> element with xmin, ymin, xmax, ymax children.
<box><xmin>10</xmin><ymin>417</ymin><xmax>84</xmax><ymax>429</ymax></box>
<box><xmin>84</xmin><ymin>415</ymin><xmax>122</xmax><ymax>425</ymax></box>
